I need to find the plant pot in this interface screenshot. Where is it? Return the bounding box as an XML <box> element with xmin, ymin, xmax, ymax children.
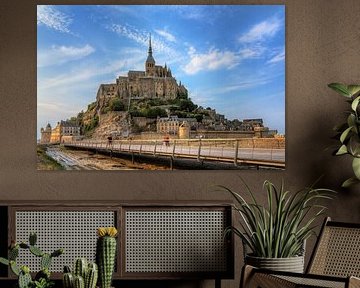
<box><xmin>245</xmin><ymin>254</ymin><xmax>305</xmax><ymax>273</ymax></box>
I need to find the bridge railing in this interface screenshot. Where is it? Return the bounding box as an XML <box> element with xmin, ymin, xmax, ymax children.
<box><xmin>64</xmin><ymin>138</ymin><xmax>285</xmax><ymax>167</ymax></box>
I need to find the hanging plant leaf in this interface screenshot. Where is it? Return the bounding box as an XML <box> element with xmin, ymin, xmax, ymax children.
<box><xmin>347</xmin><ymin>85</ymin><xmax>360</xmax><ymax>97</ymax></box>
<box><xmin>352</xmin><ymin>157</ymin><xmax>360</xmax><ymax>180</ymax></box>
<box><xmin>347</xmin><ymin>114</ymin><xmax>356</xmax><ymax>127</ymax></box>
<box><xmin>351</xmin><ymin>96</ymin><xmax>360</xmax><ymax>111</ymax></box>
<box><xmin>329</xmin><ymin>82</ymin><xmax>360</xmax><ymax>187</ymax></box>
<box><xmin>336</xmin><ymin>145</ymin><xmax>348</xmax><ymax>155</ymax></box>
<box><xmin>342</xmin><ymin>177</ymin><xmax>360</xmax><ymax>188</ymax></box>
<box><xmin>328</xmin><ymin>83</ymin><xmax>351</xmax><ymax>97</ymax></box>
<box><xmin>340</xmin><ymin>127</ymin><xmax>353</xmax><ymax>143</ymax></box>
<box><xmin>348</xmin><ymin>135</ymin><xmax>360</xmax><ymax>157</ymax></box>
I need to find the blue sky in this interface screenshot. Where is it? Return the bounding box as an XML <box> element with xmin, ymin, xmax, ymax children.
<box><xmin>37</xmin><ymin>5</ymin><xmax>285</xmax><ymax>139</ymax></box>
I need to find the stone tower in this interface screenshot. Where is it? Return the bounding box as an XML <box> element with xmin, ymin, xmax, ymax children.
<box><xmin>40</xmin><ymin>123</ymin><xmax>52</xmax><ymax>144</ymax></box>
<box><xmin>145</xmin><ymin>34</ymin><xmax>155</xmax><ymax>76</ymax></box>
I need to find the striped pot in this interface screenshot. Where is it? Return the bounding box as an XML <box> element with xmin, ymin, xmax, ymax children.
<box><xmin>245</xmin><ymin>254</ymin><xmax>305</xmax><ymax>273</ymax></box>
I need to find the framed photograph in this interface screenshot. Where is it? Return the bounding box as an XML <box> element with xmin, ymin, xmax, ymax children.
<box><xmin>37</xmin><ymin>5</ymin><xmax>285</xmax><ymax>170</ymax></box>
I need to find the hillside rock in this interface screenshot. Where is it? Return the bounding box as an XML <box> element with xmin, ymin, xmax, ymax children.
<box><xmin>91</xmin><ymin>111</ymin><xmax>129</xmax><ymax>139</ymax></box>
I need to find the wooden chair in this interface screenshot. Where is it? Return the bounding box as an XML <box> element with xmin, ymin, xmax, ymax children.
<box><xmin>241</xmin><ymin>217</ymin><xmax>360</xmax><ymax>288</ymax></box>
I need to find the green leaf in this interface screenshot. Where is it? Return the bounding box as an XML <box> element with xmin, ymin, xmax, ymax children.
<box><xmin>342</xmin><ymin>177</ymin><xmax>360</xmax><ymax>188</ymax></box>
<box><xmin>340</xmin><ymin>126</ymin><xmax>353</xmax><ymax>143</ymax></box>
<box><xmin>0</xmin><ymin>257</ymin><xmax>9</xmax><ymax>266</ymax></box>
<box><xmin>328</xmin><ymin>83</ymin><xmax>351</xmax><ymax>97</ymax></box>
<box><xmin>336</xmin><ymin>144</ymin><xmax>348</xmax><ymax>155</ymax></box>
<box><xmin>351</xmin><ymin>95</ymin><xmax>360</xmax><ymax>111</ymax></box>
<box><xmin>347</xmin><ymin>114</ymin><xmax>356</xmax><ymax>127</ymax></box>
<box><xmin>348</xmin><ymin>135</ymin><xmax>360</xmax><ymax>156</ymax></box>
<box><xmin>347</xmin><ymin>85</ymin><xmax>360</xmax><ymax>97</ymax></box>
<box><xmin>352</xmin><ymin>157</ymin><xmax>360</xmax><ymax>180</ymax></box>
<box><xmin>333</xmin><ymin>122</ymin><xmax>348</xmax><ymax>132</ymax></box>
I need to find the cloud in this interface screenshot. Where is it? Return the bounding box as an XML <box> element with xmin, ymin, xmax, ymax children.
<box><xmin>38</xmin><ymin>49</ymin><xmax>144</xmax><ymax>91</ymax></box>
<box><xmin>267</xmin><ymin>47</ymin><xmax>285</xmax><ymax>64</ymax></box>
<box><xmin>183</xmin><ymin>47</ymin><xmax>240</xmax><ymax>75</ymax></box>
<box><xmin>38</xmin><ymin>45</ymin><xmax>95</xmax><ymax>67</ymax></box>
<box><xmin>154</xmin><ymin>29</ymin><xmax>176</xmax><ymax>42</ymax></box>
<box><xmin>37</xmin><ymin>5</ymin><xmax>72</xmax><ymax>33</ymax></box>
<box><xmin>109</xmin><ymin>24</ymin><xmax>177</xmax><ymax>58</ymax></box>
<box><xmin>239</xmin><ymin>16</ymin><xmax>282</xmax><ymax>43</ymax></box>
<box><xmin>239</xmin><ymin>45</ymin><xmax>266</xmax><ymax>59</ymax></box>
<box><xmin>169</xmin><ymin>5</ymin><xmax>206</xmax><ymax>21</ymax></box>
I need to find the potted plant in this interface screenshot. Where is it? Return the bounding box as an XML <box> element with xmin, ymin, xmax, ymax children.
<box><xmin>218</xmin><ymin>179</ymin><xmax>334</xmax><ymax>273</ymax></box>
<box><xmin>328</xmin><ymin>83</ymin><xmax>360</xmax><ymax>187</ymax></box>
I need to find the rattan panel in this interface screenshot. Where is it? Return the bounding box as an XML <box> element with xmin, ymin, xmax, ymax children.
<box><xmin>125</xmin><ymin>210</ymin><xmax>227</xmax><ymax>273</ymax></box>
<box><xmin>15</xmin><ymin>211</ymin><xmax>115</xmax><ymax>272</ymax></box>
<box><xmin>310</xmin><ymin>226</ymin><xmax>360</xmax><ymax>277</ymax></box>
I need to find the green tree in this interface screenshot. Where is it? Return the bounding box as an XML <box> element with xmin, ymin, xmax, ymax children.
<box><xmin>109</xmin><ymin>98</ymin><xmax>125</xmax><ymax>111</ymax></box>
<box><xmin>87</xmin><ymin>102</ymin><xmax>97</xmax><ymax>111</ymax></box>
<box><xmin>144</xmin><ymin>107</ymin><xmax>167</xmax><ymax>118</ymax></box>
<box><xmin>179</xmin><ymin>99</ymin><xmax>197</xmax><ymax>112</ymax></box>
<box><xmin>84</xmin><ymin>115</ymin><xmax>99</xmax><ymax>134</ymax></box>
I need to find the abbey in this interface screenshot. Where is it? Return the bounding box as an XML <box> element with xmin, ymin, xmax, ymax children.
<box><xmin>96</xmin><ymin>35</ymin><xmax>188</xmax><ymax>103</ymax></box>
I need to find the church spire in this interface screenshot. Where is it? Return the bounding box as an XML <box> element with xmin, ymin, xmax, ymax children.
<box><xmin>145</xmin><ymin>33</ymin><xmax>155</xmax><ymax>76</ymax></box>
<box><xmin>148</xmin><ymin>33</ymin><xmax>153</xmax><ymax>56</ymax></box>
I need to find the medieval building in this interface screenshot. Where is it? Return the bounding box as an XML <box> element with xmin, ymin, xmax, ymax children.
<box><xmin>40</xmin><ymin>123</ymin><xmax>52</xmax><ymax>144</ymax></box>
<box><xmin>40</xmin><ymin>121</ymin><xmax>81</xmax><ymax>144</ymax></box>
<box><xmin>96</xmin><ymin>35</ymin><xmax>188</xmax><ymax>105</ymax></box>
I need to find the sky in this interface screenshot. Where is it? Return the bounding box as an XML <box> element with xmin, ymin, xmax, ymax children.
<box><xmin>37</xmin><ymin>5</ymin><xmax>285</xmax><ymax>139</ymax></box>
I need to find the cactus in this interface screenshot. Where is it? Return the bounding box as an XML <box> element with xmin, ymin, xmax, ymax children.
<box><xmin>51</xmin><ymin>248</ymin><xmax>64</xmax><ymax>258</ymax></box>
<box><xmin>30</xmin><ymin>245</ymin><xmax>44</xmax><ymax>257</ymax></box>
<box><xmin>10</xmin><ymin>260</ymin><xmax>20</xmax><ymax>276</ymax></box>
<box><xmin>0</xmin><ymin>233</ymin><xmax>63</xmax><ymax>288</ymax></box>
<box><xmin>74</xmin><ymin>258</ymin><xmax>88</xmax><ymax>279</ymax></box>
<box><xmin>96</xmin><ymin>227</ymin><xmax>118</xmax><ymax>288</ymax></box>
<box><xmin>34</xmin><ymin>268</ymin><xmax>51</xmax><ymax>286</ymax></box>
<box><xmin>63</xmin><ymin>265</ymin><xmax>74</xmax><ymax>288</ymax></box>
<box><xmin>9</xmin><ymin>245</ymin><xmax>19</xmax><ymax>260</ymax></box>
<box><xmin>41</xmin><ymin>253</ymin><xmax>52</xmax><ymax>270</ymax></box>
<box><xmin>85</xmin><ymin>262</ymin><xmax>98</xmax><ymax>288</ymax></box>
<box><xmin>74</xmin><ymin>275</ymin><xmax>85</xmax><ymax>288</ymax></box>
<box><xmin>62</xmin><ymin>260</ymin><xmax>98</xmax><ymax>288</ymax></box>
<box><xmin>19</xmin><ymin>242</ymin><xmax>29</xmax><ymax>249</ymax></box>
<box><xmin>18</xmin><ymin>268</ymin><xmax>32</xmax><ymax>288</ymax></box>
<box><xmin>29</xmin><ymin>232</ymin><xmax>37</xmax><ymax>246</ymax></box>
<box><xmin>0</xmin><ymin>257</ymin><xmax>9</xmax><ymax>266</ymax></box>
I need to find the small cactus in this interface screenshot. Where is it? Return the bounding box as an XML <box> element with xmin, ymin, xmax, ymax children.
<box><xmin>96</xmin><ymin>227</ymin><xmax>118</xmax><ymax>288</ymax></box>
<box><xmin>85</xmin><ymin>262</ymin><xmax>98</xmax><ymax>288</ymax></box>
<box><xmin>75</xmin><ymin>258</ymin><xmax>88</xmax><ymax>279</ymax></box>
<box><xmin>63</xmin><ymin>266</ymin><xmax>74</xmax><ymax>288</ymax></box>
<box><xmin>62</xmin><ymin>260</ymin><xmax>98</xmax><ymax>288</ymax></box>
<box><xmin>74</xmin><ymin>275</ymin><xmax>85</xmax><ymax>288</ymax></box>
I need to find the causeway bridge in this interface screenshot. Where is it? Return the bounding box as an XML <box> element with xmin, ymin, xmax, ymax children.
<box><xmin>64</xmin><ymin>138</ymin><xmax>285</xmax><ymax>169</ymax></box>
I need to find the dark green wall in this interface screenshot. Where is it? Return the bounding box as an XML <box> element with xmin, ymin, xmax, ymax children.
<box><xmin>0</xmin><ymin>1</ymin><xmax>359</xmax><ymax>287</ymax></box>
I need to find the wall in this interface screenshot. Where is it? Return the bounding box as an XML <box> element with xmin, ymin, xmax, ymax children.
<box><xmin>0</xmin><ymin>1</ymin><xmax>359</xmax><ymax>288</ymax></box>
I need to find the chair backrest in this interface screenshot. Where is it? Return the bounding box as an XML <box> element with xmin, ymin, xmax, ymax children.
<box><xmin>307</xmin><ymin>217</ymin><xmax>360</xmax><ymax>278</ymax></box>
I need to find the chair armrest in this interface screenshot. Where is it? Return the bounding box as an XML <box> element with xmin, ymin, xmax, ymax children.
<box><xmin>240</xmin><ymin>265</ymin><xmax>296</xmax><ymax>288</ymax></box>
<box><xmin>241</xmin><ymin>265</ymin><xmax>350</xmax><ymax>288</ymax></box>
<box><xmin>349</xmin><ymin>276</ymin><xmax>360</xmax><ymax>288</ymax></box>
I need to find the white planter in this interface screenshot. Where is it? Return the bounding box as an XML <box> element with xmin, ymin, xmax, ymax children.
<box><xmin>245</xmin><ymin>254</ymin><xmax>305</xmax><ymax>273</ymax></box>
